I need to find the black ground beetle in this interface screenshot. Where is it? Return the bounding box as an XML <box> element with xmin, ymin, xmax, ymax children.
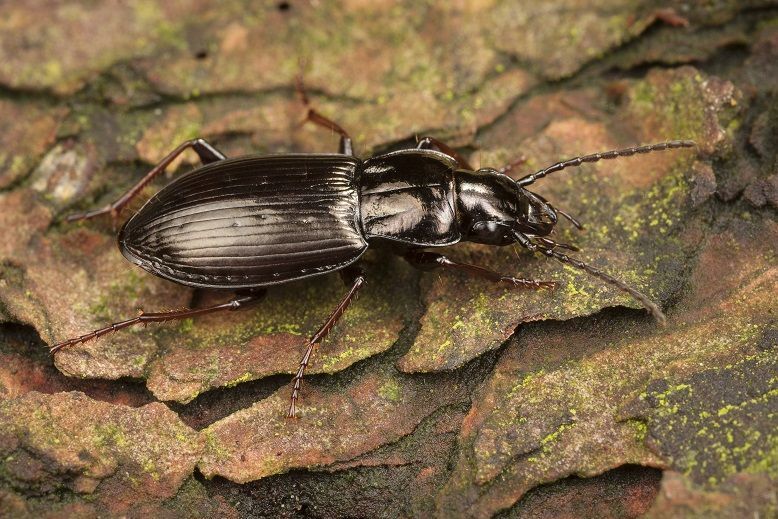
<box><xmin>51</xmin><ymin>83</ymin><xmax>694</xmax><ymax>417</ymax></box>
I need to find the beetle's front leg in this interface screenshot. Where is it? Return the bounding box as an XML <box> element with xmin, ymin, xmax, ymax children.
<box><xmin>66</xmin><ymin>138</ymin><xmax>227</xmax><ymax>223</ymax></box>
<box><xmin>287</xmin><ymin>267</ymin><xmax>366</xmax><ymax>418</ymax></box>
<box><xmin>404</xmin><ymin>250</ymin><xmax>557</xmax><ymax>290</ymax></box>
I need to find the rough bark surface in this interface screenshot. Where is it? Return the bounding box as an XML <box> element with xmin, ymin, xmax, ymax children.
<box><xmin>0</xmin><ymin>1</ymin><xmax>776</xmax><ymax>517</ymax></box>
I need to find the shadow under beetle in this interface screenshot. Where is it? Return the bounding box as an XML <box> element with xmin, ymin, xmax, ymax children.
<box><xmin>51</xmin><ymin>82</ymin><xmax>695</xmax><ymax>417</ymax></box>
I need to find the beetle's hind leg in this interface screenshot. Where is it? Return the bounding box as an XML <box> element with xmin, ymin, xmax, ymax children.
<box><xmin>288</xmin><ymin>267</ymin><xmax>366</xmax><ymax>418</ymax></box>
<box><xmin>49</xmin><ymin>292</ymin><xmax>262</xmax><ymax>355</ymax></box>
<box><xmin>295</xmin><ymin>76</ymin><xmax>353</xmax><ymax>156</ymax></box>
<box><xmin>66</xmin><ymin>138</ymin><xmax>227</xmax><ymax>223</ymax></box>
<box><xmin>404</xmin><ymin>250</ymin><xmax>557</xmax><ymax>290</ymax></box>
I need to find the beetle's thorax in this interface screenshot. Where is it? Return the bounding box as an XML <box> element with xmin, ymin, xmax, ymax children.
<box><xmin>359</xmin><ymin>149</ymin><xmax>461</xmax><ymax>247</ymax></box>
<box><xmin>455</xmin><ymin>169</ymin><xmax>557</xmax><ymax>245</ymax></box>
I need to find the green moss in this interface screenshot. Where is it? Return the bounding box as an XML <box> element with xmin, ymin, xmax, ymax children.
<box><xmin>141</xmin><ymin>457</ymin><xmax>160</xmax><ymax>481</ymax></box>
<box><xmin>378</xmin><ymin>378</ymin><xmax>402</xmax><ymax>402</ymax></box>
<box><xmin>178</xmin><ymin>318</ymin><xmax>194</xmax><ymax>334</ymax></box>
<box><xmin>641</xmin><ymin>350</ymin><xmax>777</xmax><ymax>486</ymax></box>
<box><xmin>539</xmin><ymin>422</ymin><xmax>575</xmax><ymax>453</ymax></box>
<box><xmin>630</xmin><ymin>71</ymin><xmax>707</xmax><ymax>141</ymax></box>
<box><xmin>450</xmin><ymin>292</ymin><xmax>502</xmax><ymax>343</ymax></box>
<box><xmin>224</xmin><ymin>372</ymin><xmax>253</xmax><ymax>388</ymax></box>
<box><xmin>94</xmin><ymin>424</ymin><xmax>128</xmax><ymax>449</ymax></box>
<box><xmin>134</xmin><ymin>0</ymin><xmax>187</xmax><ymax>51</ymax></box>
<box><xmin>90</xmin><ymin>268</ymin><xmax>145</xmax><ymax>321</ymax></box>
<box><xmin>203</xmin><ymin>430</ymin><xmax>229</xmax><ymax>461</ymax></box>
<box><xmin>625</xmin><ymin>419</ymin><xmax>649</xmax><ymax>442</ymax></box>
<box><xmin>321</xmin><ymin>346</ymin><xmax>373</xmax><ymax>371</ymax></box>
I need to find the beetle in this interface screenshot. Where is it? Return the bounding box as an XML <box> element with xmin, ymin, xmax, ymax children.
<box><xmin>50</xmin><ymin>83</ymin><xmax>694</xmax><ymax>417</ymax></box>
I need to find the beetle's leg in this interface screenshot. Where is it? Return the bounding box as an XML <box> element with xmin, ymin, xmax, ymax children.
<box><xmin>288</xmin><ymin>268</ymin><xmax>366</xmax><ymax>418</ymax></box>
<box><xmin>49</xmin><ymin>293</ymin><xmax>261</xmax><ymax>354</ymax></box>
<box><xmin>296</xmin><ymin>77</ymin><xmax>353</xmax><ymax>155</ymax></box>
<box><xmin>535</xmin><ymin>237</ymin><xmax>579</xmax><ymax>252</ymax></box>
<box><xmin>510</xmin><ymin>229</ymin><xmax>666</xmax><ymax>325</ymax></box>
<box><xmin>192</xmin><ymin>139</ymin><xmax>227</xmax><ymax>163</ymax></box>
<box><xmin>416</xmin><ymin>136</ymin><xmax>474</xmax><ymax>171</ymax></box>
<box><xmin>66</xmin><ymin>138</ymin><xmax>227</xmax><ymax>223</ymax></box>
<box><xmin>404</xmin><ymin>250</ymin><xmax>557</xmax><ymax>290</ymax></box>
<box><xmin>498</xmin><ymin>155</ymin><xmax>527</xmax><ymax>176</ymax></box>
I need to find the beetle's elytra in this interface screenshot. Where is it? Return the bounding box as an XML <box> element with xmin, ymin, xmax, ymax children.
<box><xmin>51</xmin><ymin>81</ymin><xmax>695</xmax><ymax>417</ymax></box>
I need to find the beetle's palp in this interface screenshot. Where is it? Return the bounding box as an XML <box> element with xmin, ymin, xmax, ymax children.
<box><xmin>516</xmin><ymin>140</ymin><xmax>695</xmax><ymax>187</ymax></box>
<box><xmin>554</xmin><ymin>207</ymin><xmax>584</xmax><ymax>230</ymax></box>
<box><xmin>510</xmin><ymin>228</ymin><xmax>666</xmax><ymax>325</ymax></box>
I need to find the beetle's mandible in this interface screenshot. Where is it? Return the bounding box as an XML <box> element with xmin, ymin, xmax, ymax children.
<box><xmin>51</xmin><ymin>81</ymin><xmax>695</xmax><ymax>417</ymax></box>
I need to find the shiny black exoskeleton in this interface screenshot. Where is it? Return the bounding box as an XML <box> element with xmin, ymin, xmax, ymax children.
<box><xmin>51</xmin><ymin>83</ymin><xmax>695</xmax><ymax>417</ymax></box>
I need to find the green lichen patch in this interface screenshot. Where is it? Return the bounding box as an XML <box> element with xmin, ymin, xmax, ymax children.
<box><xmin>488</xmin><ymin>1</ymin><xmax>659</xmax><ymax>80</ymax></box>
<box><xmin>627</xmin><ymin>66</ymin><xmax>742</xmax><ymax>156</ymax></box>
<box><xmin>624</xmin><ymin>348</ymin><xmax>778</xmax><ymax>487</ymax></box>
<box><xmin>0</xmin><ymin>2</ymin><xmax>197</xmax><ymax>95</ymax></box>
<box><xmin>0</xmin><ymin>391</ymin><xmax>202</xmax><ymax>508</ymax></box>
<box><xmin>15</xmin><ymin>226</ymin><xmax>191</xmax><ymax>380</ymax></box>
<box><xmin>199</xmin><ymin>366</ymin><xmax>470</xmax><ymax>483</ymax></box>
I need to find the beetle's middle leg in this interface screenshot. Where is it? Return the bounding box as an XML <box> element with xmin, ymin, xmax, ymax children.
<box><xmin>404</xmin><ymin>250</ymin><xmax>557</xmax><ymax>290</ymax></box>
<box><xmin>66</xmin><ymin>138</ymin><xmax>227</xmax><ymax>223</ymax></box>
<box><xmin>49</xmin><ymin>292</ymin><xmax>261</xmax><ymax>354</ymax></box>
<box><xmin>296</xmin><ymin>77</ymin><xmax>353</xmax><ymax>156</ymax></box>
<box><xmin>288</xmin><ymin>267</ymin><xmax>366</xmax><ymax>418</ymax></box>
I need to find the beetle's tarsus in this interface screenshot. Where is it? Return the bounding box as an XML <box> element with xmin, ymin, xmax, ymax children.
<box><xmin>535</xmin><ymin>237</ymin><xmax>580</xmax><ymax>252</ymax></box>
<box><xmin>498</xmin><ymin>155</ymin><xmax>528</xmax><ymax>176</ymax></box>
<box><xmin>287</xmin><ymin>395</ymin><xmax>300</xmax><ymax>419</ymax></box>
<box><xmin>66</xmin><ymin>204</ymin><xmax>114</xmax><ymax>223</ymax></box>
<box><xmin>404</xmin><ymin>250</ymin><xmax>555</xmax><ymax>291</ymax></box>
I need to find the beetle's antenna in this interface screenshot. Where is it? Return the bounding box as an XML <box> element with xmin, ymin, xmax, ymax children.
<box><xmin>510</xmin><ymin>229</ymin><xmax>666</xmax><ymax>325</ymax></box>
<box><xmin>516</xmin><ymin>140</ymin><xmax>695</xmax><ymax>187</ymax></box>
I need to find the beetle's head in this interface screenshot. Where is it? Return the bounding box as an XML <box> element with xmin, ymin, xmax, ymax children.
<box><xmin>455</xmin><ymin>169</ymin><xmax>557</xmax><ymax>245</ymax></box>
